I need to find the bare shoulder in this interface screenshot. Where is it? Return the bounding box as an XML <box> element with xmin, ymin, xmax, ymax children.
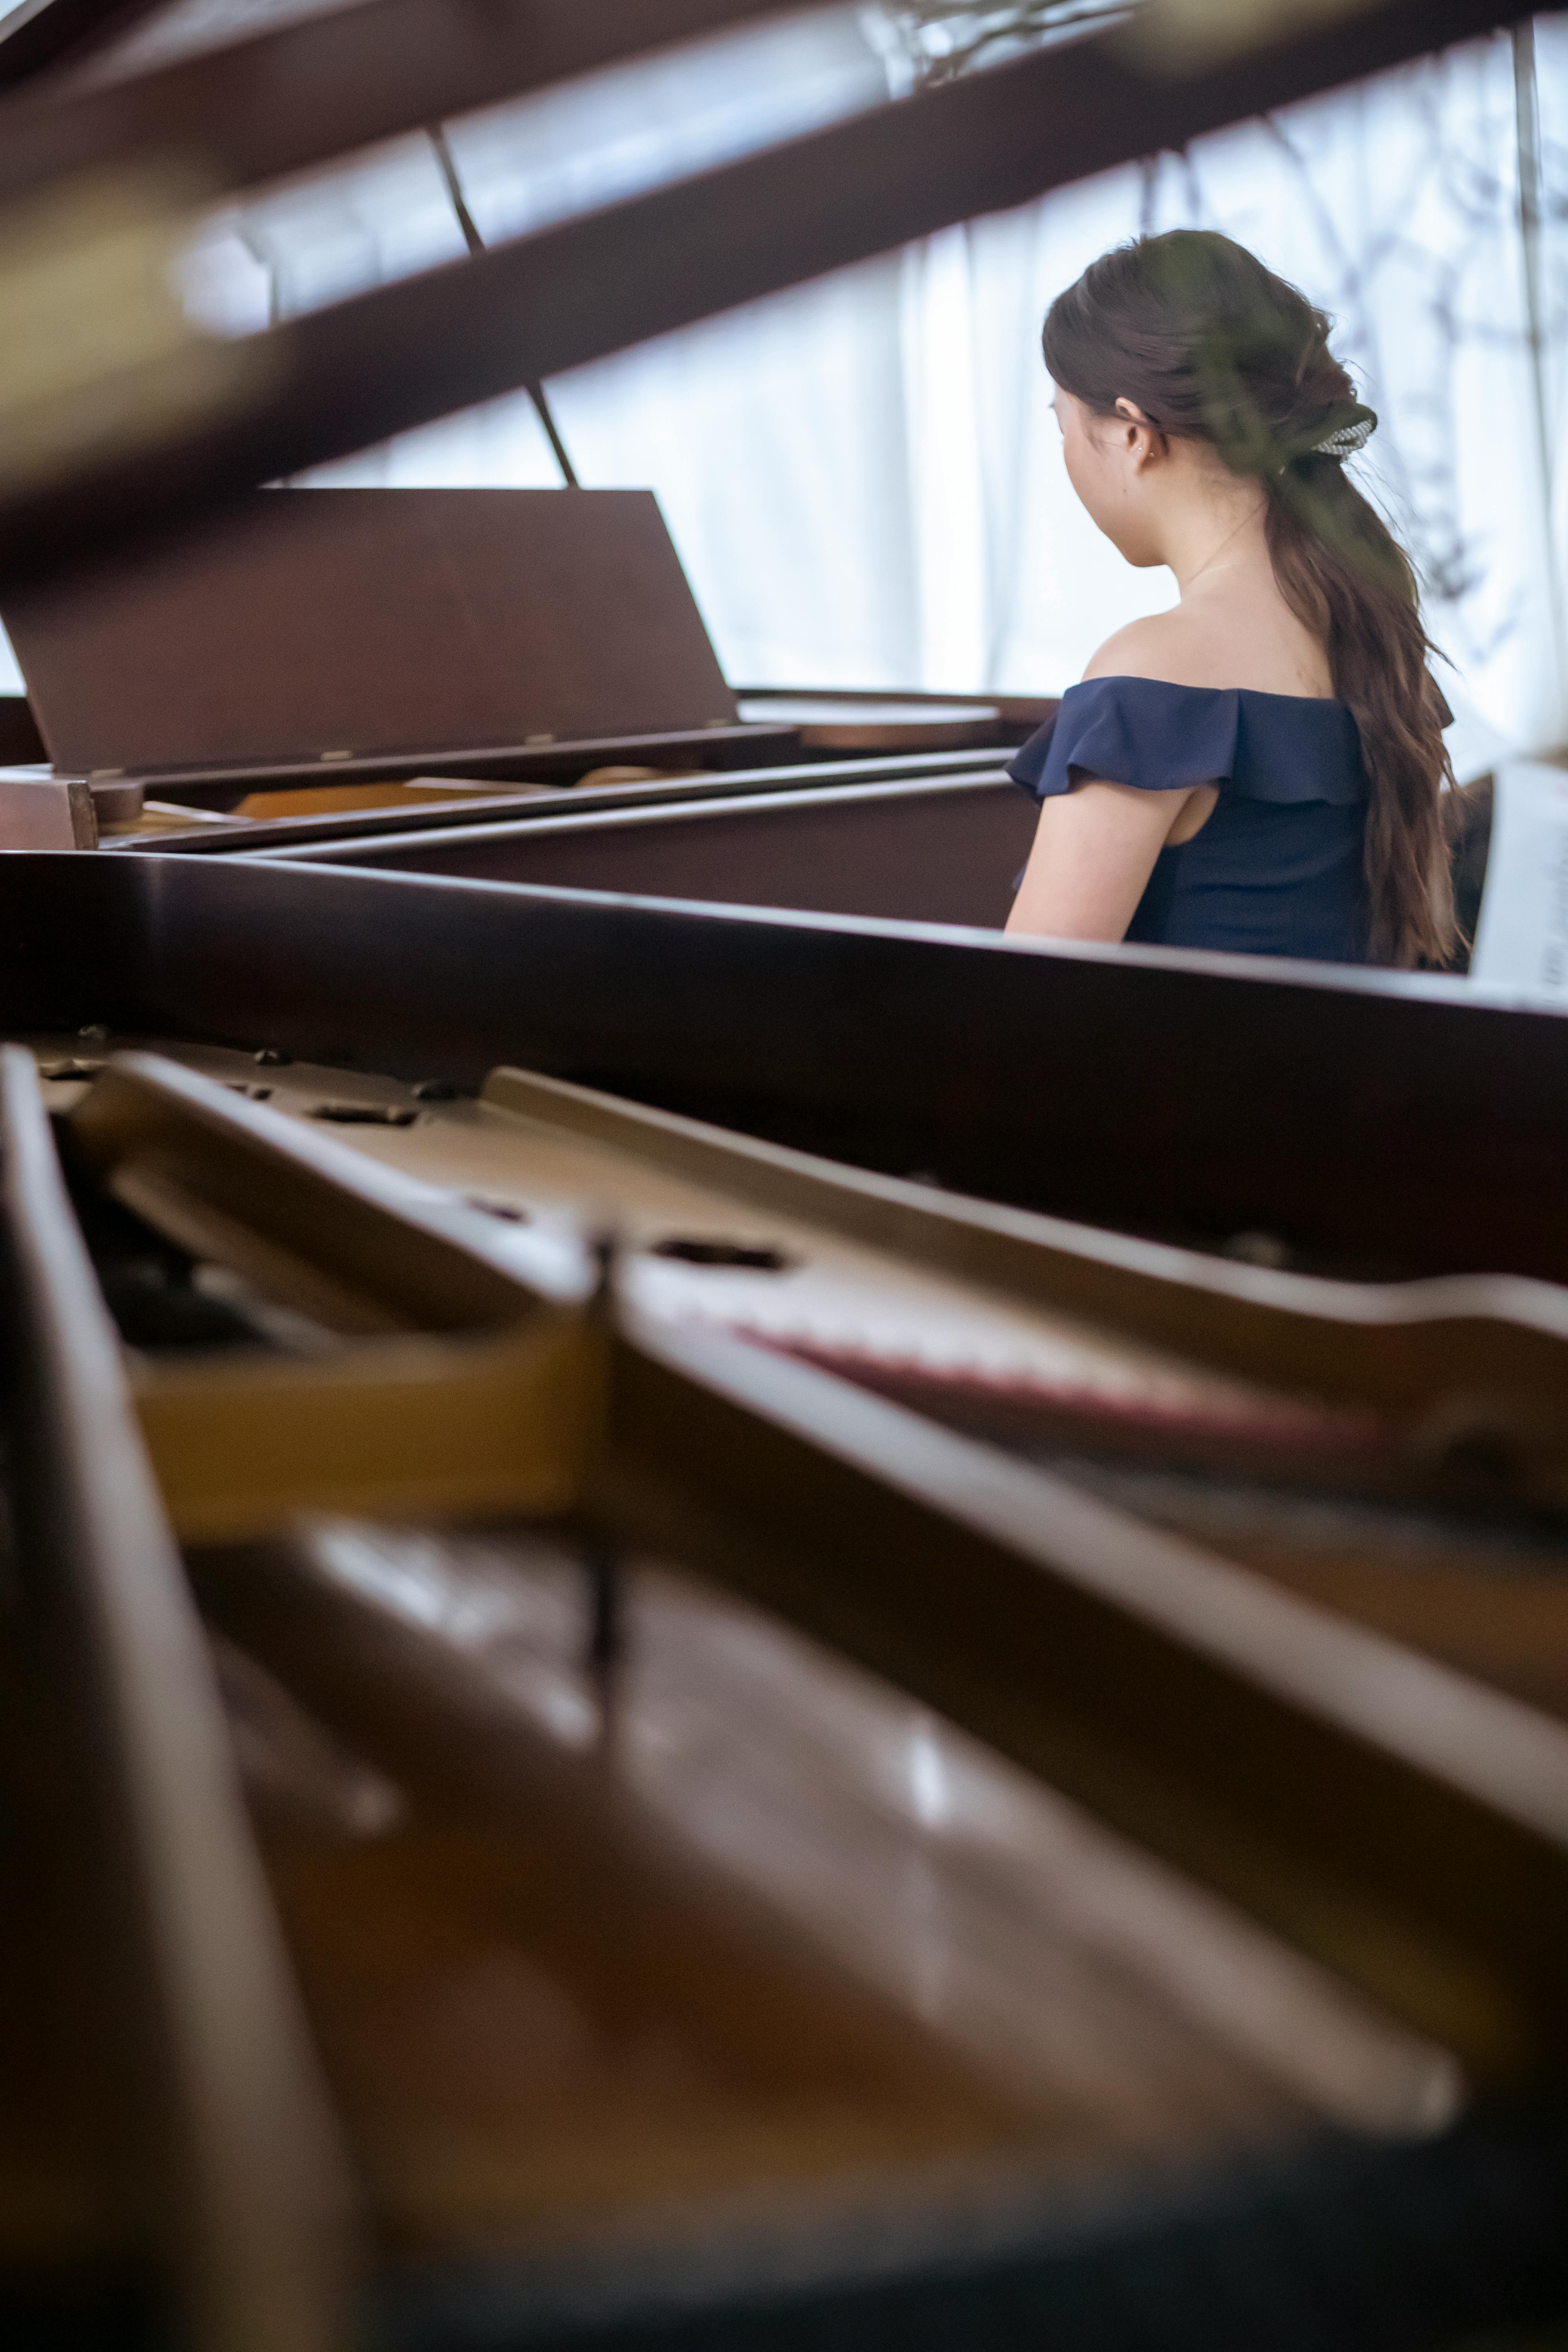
<box><xmin>1080</xmin><ymin>609</ymin><xmax>1217</xmax><ymax>687</ymax></box>
<box><xmin>1082</xmin><ymin>586</ymin><xmax>1335</xmax><ymax>697</ymax></box>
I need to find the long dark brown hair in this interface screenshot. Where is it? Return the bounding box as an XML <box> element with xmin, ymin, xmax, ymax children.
<box><xmin>1042</xmin><ymin>229</ymin><xmax>1455</xmax><ymax>967</ymax></box>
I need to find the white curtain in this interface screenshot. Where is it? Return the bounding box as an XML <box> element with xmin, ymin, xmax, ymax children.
<box><xmin>4</xmin><ymin>4</ymin><xmax>1564</xmax><ymax>766</ymax></box>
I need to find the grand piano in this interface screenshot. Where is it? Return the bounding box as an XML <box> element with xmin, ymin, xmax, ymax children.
<box><xmin>0</xmin><ymin>477</ymin><xmax>1057</xmax><ymax>831</ymax></box>
<box><xmin>0</xmin><ymin>4</ymin><xmax>1563</xmax><ymax>2350</ymax></box>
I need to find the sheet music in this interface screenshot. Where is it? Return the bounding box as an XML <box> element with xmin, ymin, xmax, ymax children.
<box><xmin>1468</xmin><ymin>759</ymin><xmax>1568</xmax><ymax>1003</ymax></box>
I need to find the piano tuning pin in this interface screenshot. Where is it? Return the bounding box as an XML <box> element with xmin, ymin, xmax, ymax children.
<box><xmin>254</xmin><ymin>1046</ymin><xmax>292</xmax><ymax>1067</ymax></box>
<box><xmin>651</xmin><ymin>1235</ymin><xmax>794</xmax><ymax>1270</ymax></box>
<box><xmin>588</xmin><ymin>1229</ymin><xmax>619</xmax><ymax>1309</ymax></box>
<box><xmin>463</xmin><ymin>1193</ymin><xmax>530</xmax><ymax>1224</ymax></box>
<box><xmin>308</xmin><ymin>1100</ymin><xmax>418</xmax><ymax>1126</ymax></box>
<box><xmin>585</xmin><ymin>1548</ymin><xmax>622</xmax><ymax>1677</ymax></box>
<box><xmin>77</xmin><ymin>1022</ymin><xmax>110</xmax><ymax>1044</ymax></box>
<box><xmin>1224</xmin><ymin>1230</ymin><xmax>1292</xmax><ymax>1270</ymax></box>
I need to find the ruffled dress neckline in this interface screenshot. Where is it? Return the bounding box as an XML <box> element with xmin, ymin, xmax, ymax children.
<box><xmin>1008</xmin><ymin>675</ymin><xmax>1368</xmax><ymax>809</ymax></box>
<box><xmin>1005</xmin><ymin>674</ymin><xmax>1372</xmax><ymax>965</ymax></box>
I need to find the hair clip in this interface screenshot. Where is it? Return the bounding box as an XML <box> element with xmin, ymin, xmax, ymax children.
<box><xmin>1309</xmin><ymin>409</ymin><xmax>1376</xmax><ymax>459</ymax></box>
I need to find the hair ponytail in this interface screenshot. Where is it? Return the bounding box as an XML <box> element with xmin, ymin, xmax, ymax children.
<box><xmin>1265</xmin><ymin>457</ymin><xmax>1455</xmax><ymax>965</ymax></box>
<box><xmin>1042</xmin><ymin>230</ymin><xmax>1457</xmax><ymax>967</ymax></box>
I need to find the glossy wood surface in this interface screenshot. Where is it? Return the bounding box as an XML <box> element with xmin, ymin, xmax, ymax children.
<box><xmin>41</xmin><ymin>1043</ymin><xmax>1568</xmax><ymax>2072</ymax></box>
<box><xmin>9</xmin><ymin>492</ymin><xmax>739</xmax><ymax>780</ymax></box>
<box><xmin>0</xmin><ymin>1626</ymin><xmax>137</xmax><ymax>2279</ymax></box>
<box><xmin>275</xmin><ymin>773</ymin><xmax>1039</xmax><ymax>931</ymax></box>
<box><xmin>111</xmin><ymin>748</ymin><xmax>1012</xmax><ymax>856</ymax></box>
<box><xmin>0</xmin><ymin>1049</ymin><xmax>355</xmax><ymax>2350</ymax></box>
<box><xmin>191</xmin><ymin>1526</ymin><xmax>1464</xmax><ymax>2243</ymax></box>
<box><xmin>7</xmin><ymin>856</ymin><xmax>1568</xmax><ymax>1283</ymax></box>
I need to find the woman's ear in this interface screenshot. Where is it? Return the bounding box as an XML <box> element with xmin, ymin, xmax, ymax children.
<box><xmin>1113</xmin><ymin>397</ymin><xmax>1160</xmax><ymax>470</ymax></box>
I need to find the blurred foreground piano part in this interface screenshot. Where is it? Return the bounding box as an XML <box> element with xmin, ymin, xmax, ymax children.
<box><xmin>4</xmin><ymin>856</ymin><xmax>1568</xmax><ymax>2348</ymax></box>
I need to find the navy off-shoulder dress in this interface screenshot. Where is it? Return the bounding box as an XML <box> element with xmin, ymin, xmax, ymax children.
<box><xmin>1007</xmin><ymin>676</ymin><xmax>1371</xmax><ymax>964</ymax></box>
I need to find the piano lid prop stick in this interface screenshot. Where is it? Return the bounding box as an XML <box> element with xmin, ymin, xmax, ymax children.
<box><xmin>427</xmin><ymin>121</ymin><xmax>580</xmax><ymax>490</ymax></box>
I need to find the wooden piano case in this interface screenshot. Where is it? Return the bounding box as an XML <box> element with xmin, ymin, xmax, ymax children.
<box><xmin>12</xmin><ymin>848</ymin><xmax>1568</xmax><ymax>1280</ymax></box>
<box><xmin>258</xmin><ymin>766</ymin><xmax>1039</xmax><ymax>931</ymax></box>
<box><xmin>107</xmin><ymin>746</ymin><xmax>1021</xmax><ymax>860</ymax></box>
<box><xmin>2</xmin><ymin>851</ymin><xmax>1567</xmax><ymax>2348</ymax></box>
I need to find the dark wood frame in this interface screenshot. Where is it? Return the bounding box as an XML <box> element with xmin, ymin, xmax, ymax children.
<box><xmin>8</xmin><ymin>850</ymin><xmax>1568</xmax><ymax>1277</ymax></box>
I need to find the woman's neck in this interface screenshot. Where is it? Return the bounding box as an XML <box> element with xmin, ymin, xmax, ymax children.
<box><xmin>1157</xmin><ymin>479</ymin><xmax>1272</xmax><ymax>601</ymax></box>
<box><xmin>1120</xmin><ymin>468</ymin><xmax>1334</xmax><ymax>698</ymax></box>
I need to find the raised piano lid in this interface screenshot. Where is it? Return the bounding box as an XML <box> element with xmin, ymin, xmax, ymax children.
<box><xmin>0</xmin><ymin>487</ymin><xmax>783</xmax><ymax>794</ymax></box>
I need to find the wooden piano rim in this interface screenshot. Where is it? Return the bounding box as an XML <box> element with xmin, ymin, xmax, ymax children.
<box><xmin>0</xmin><ymin>1047</ymin><xmax>357</xmax><ymax>2350</ymax></box>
